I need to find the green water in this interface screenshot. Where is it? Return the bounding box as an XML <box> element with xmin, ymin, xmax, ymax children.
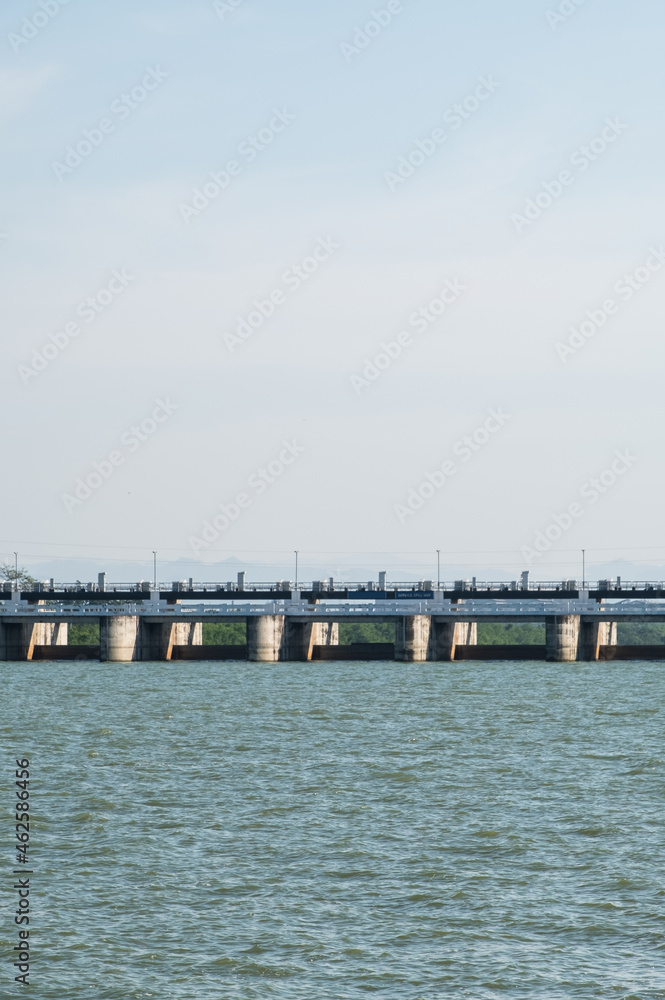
<box><xmin>3</xmin><ymin>659</ymin><xmax>665</xmax><ymax>998</ymax></box>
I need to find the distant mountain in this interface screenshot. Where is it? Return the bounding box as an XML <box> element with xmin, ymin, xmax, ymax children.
<box><xmin>11</xmin><ymin>554</ymin><xmax>665</xmax><ymax>587</ymax></box>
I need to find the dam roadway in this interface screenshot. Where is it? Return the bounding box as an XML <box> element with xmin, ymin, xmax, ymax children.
<box><xmin>3</xmin><ymin>576</ymin><xmax>665</xmax><ymax>662</ymax></box>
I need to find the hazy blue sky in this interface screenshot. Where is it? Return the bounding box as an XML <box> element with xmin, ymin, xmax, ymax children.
<box><xmin>2</xmin><ymin>0</ymin><xmax>664</xmax><ymax>582</ymax></box>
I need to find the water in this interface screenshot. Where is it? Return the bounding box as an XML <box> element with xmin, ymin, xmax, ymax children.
<box><xmin>3</xmin><ymin>659</ymin><xmax>665</xmax><ymax>998</ymax></box>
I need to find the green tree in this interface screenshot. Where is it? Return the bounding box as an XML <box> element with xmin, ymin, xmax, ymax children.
<box><xmin>0</xmin><ymin>563</ymin><xmax>36</xmax><ymax>587</ymax></box>
<box><xmin>202</xmin><ymin>622</ymin><xmax>246</xmax><ymax>645</ymax></box>
<box><xmin>477</xmin><ymin>623</ymin><xmax>545</xmax><ymax>645</ymax></box>
<box><xmin>617</xmin><ymin>623</ymin><xmax>665</xmax><ymax>644</ymax></box>
<box><xmin>338</xmin><ymin>623</ymin><xmax>395</xmax><ymax>644</ymax></box>
<box><xmin>68</xmin><ymin>623</ymin><xmax>100</xmax><ymax>645</ymax></box>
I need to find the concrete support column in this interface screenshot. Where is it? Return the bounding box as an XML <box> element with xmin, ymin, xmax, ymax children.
<box><xmin>582</xmin><ymin>620</ymin><xmax>618</xmax><ymax>660</ymax></box>
<box><xmin>247</xmin><ymin>615</ymin><xmax>285</xmax><ymax>662</ymax></box>
<box><xmin>172</xmin><ymin>622</ymin><xmax>203</xmax><ymax>646</ymax></box>
<box><xmin>428</xmin><ymin>621</ymin><xmax>477</xmax><ymax>660</ymax></box>
<box><xmin>601</xmin><ymin>621</ymin><xmax>618</xmax><ymax>646</ymax></box>
<box><xmin>581</xmin><ymin>621</ymin><xmax>601</xmax><ymax>661</ymax></box>
<box><xmin>100</xmin><ymin>616</ymin><xmax>140</xmax><ymax>662</ymax></box>
<box><xmin>283</xmin><ymin>619</ymin><xmax>318</xmax><ymax>661</ymax></box>
<box><xmin>10</xmin><ymin>624</ymin><xmax>34</xmax><ymax>661</ymax></box>
<box><xmin>52</xmin><ymin>622</ymin><xmax>68</xmax><ymax>645</ymax></box>
<box><xmin>455</xmin><ymin>622</ymin><xmax>477</xmax><ymax>646</ymax></box>
<box><xmin>34</xmin><ymin>622</ymin><xmax>68</xmax><ymax>646</ymax></box>
<box><xmin>140</xmin><ymin>622</ymin><xmax>202</xmax><ymax>660</ymax></box>
<box><xmin>31</xmin><ymin>622</ymin><xmax>52</xmax><ymax>647</ymax></box>
<box><xmin>428</xmin><ymin>621</ymin><xmax>456</xmax><ymax>661</ymax></box>
<box><xmin>395</xmin><ymin>615</ymin><xmax>431</xmax><ymax>662</ymax></box>
<box><xmin>0</xmin><ymin>622</ymin><xmax>13</xmax><ymax>660</ymax></box>
<box><xmin>546</xmin><ymin>615</ymin><xmax>581</xmax><ymax>662</ymax></box>
<box><xmin>314</xmin><ymin>622</ymin><xmax>339</xmax><ymax>646</ymax></box>
<box><xmin>0</xmin><ymin>622</ymin><xmax>55</xmax><ymax>660</ymax></box>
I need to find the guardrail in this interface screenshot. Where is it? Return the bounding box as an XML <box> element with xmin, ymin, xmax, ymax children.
<box><xmin>4</xmin><ymin>579</ymin><xmax>665</xmax><ymax>595</ymax></box>
<box><xmin>4</xmin><ymin>598</ymin><xmax>665</xmax><ymax>618</ymax></box>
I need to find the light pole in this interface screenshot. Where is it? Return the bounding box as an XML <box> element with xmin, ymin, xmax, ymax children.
<box><xmin>153</xmin><ymin>551</ymin><xmax>157</xmax><ymax>591</ymax></box>
<box><xmin>436</xmin><ymin>549</ymin><xmax>441</xmax><ymax>591</ymax></box>
<box><xmin>294</xmin><ymin>550</ymin><xmax>299</xmax><ymax>591</ymax></box>
<box><xmin>14</xmin><ymin>552</ymin><xmax>18</xmax><ymax>592</ymax></box>
<box><xmin>582</xmin><ymin>548</ymin><xmax>585</xmax><ymax>590</ymax></box>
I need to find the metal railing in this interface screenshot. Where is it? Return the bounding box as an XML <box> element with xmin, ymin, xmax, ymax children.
<box><xmin>4</xmin><ymin>578</ymin><xmax>665</xmax><ymax>597</ymax></box>
<box><xmin>4</xmin><ymin>597</ymin><xmax>665</xmax><ymax>618</ymax></box>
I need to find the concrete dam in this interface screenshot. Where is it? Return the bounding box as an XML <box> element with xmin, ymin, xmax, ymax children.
<box><xmin>3</xmin><ymin>573</ymin><xmax>665</xmax><ymax>662</ymax></box>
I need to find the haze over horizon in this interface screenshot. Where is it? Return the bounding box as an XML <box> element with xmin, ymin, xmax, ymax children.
<box><xmin>3</xmin><ymin>0</ymin><xmax>663</xmax><ymax>578</ymax></box>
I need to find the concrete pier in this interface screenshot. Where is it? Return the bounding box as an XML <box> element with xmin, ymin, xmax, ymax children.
<box><xmin>0</xmin><ymin>623</ymin><xmax>33</xmax><ymax>660</ymax></box>
<box><xmin>283</xmin><ymin>620</ymin><xmax>339</xmax><ymax>661</ymax></box>
<box><xmin>317</xmin><ymin>622</ymin><xmax>339</xmax><ymax>647</ymax></box>
<box><xmin>283</xmin><ymin>619</ymin><xmax>316</xmax><ymax>662</ymax></box>
<box><xmin>603</xmin><ymin>621</ymin><xmax>618</xmax><ymax>646</ymax></box>
<box><xmin>34</xmin><ymin>621</ymin><xmax>68</xmax><ymax>648</ymax></box>
<box><xmin>173</xmin><ymin>621</ymin><xmax>203</xmax><ymax>647</ymax></box>
<box><xmin>546</xmin><ymin>615</ymin><xmax>581</xmax><ymax>662</ymax></box>
<box><xmin>247</xmin><ymin>618</ymin><xmax>340</xmax><ymax>661</ymax></box>
<box><xmin>247</xmin><ymin>615</ymin><xmax>285</xmax><ymax>662</ymax></box>
<box><xmin>0</xmin><ymin>621</ymin><xmax>68</xmax><ymax>660</ymax></box>
<box><xmin>428</xmin><ymin>621</ymin><xmax>477</xmax><ymax>661</ymax></box>
<box><xmin>581</xmin><ymin>620</ymin><xmax>618</xmax><ymax>661</ymax></box>
<box><xmin>395</xmin><ymin>616</ymin><xmax>431</xmax><ymax>662</ymax></box>
<box><xmin>50</xmin><ymin>622</ymin><xmax>69</xmax><ymax>646</ymax></box>
<box><xmin>100</xmin><ymin>616</ymin><xmax>140</xmax><ymax>662</ymax></box>
<box><xmin>141</xmin><ymin>621</ymin><xmax>202</xmax><ymax>661</ymax></box>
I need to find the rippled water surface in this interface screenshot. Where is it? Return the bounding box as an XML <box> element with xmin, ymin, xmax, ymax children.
<box><xmin>3</xmin><ymin>658</ymin><xmax>665</xmax><ymax>998</ymax></box>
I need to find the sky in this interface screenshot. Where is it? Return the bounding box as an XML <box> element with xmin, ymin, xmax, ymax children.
<box><xmin>2</xmin><ymin>0</ymin><xmax>665</xmax><ymax>584</ymax></box>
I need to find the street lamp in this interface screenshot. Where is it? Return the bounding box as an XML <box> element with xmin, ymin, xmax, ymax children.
<box><xmin>436</xmin><ymin>549</ymin><xmax>441</xmax><ymax>591</ymax></box>
<box><xmin>14</xmin><ymin>552</ymin><xmax>18</xmax><ymax>592</ymax></box>
<box><xmin>294</xmin><ymin>550</ymin><xmax>299</xmax><ymax>591</ymax></box>
<box><xmin>582</xmin><ymin>548</ymin><xmax>585</xmax><ymax>591</ymax></box>
<box><xmin>153</xmin><ymin>551</ymin><xmax>157</xmax><ymax>591</ymax></box>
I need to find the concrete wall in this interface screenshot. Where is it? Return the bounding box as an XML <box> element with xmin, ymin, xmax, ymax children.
<box><xmin>247</xmin><ymin>617</ymin><xmax>340</xmax><ymax>661</ymax></box>
<box><xmin>428</xmin><ymin>620</ymin><xmax>478</xmax><ymax>661</ymax></box>
<box><xmin>581</xmin><ymin>620</ymin><xmax>618</xmax><ymax>661</ymax></box>
<box><xmin>283</xmin><ymin>620</ymin><xmax>340</xmax><ymax>660</ymax></box>
<box><xmin>100</xmin><ymin>616</ymin><xmax>141</xmax><ymax>662</ymax></box>
<box><xmin>395</xmin><ymin>616</ymin><xmax>431</xmax><ymax>662</ymax></box>
<box><xmin>141</xmin><ymin>621</ymin><xmax>203</xmax><ymax>661</ymax></box>
<box><xmin>247</xmin><ymin>615</ymin><xmax>285</xmax><ymax>662</ymax></box>
<box><xmin>316</xmin><ymin>622</ymin><xmax>339</xmax><ymax>646</ymax></box>
<box><xmin>546</xmin><ymin>615</ymin><xmax>580</xmax><ymax>662</ymax></box>
<box><xmin>0</xmin><ymin>621</ymin><xmax>68</xmax><ymax>660</ymax></box>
